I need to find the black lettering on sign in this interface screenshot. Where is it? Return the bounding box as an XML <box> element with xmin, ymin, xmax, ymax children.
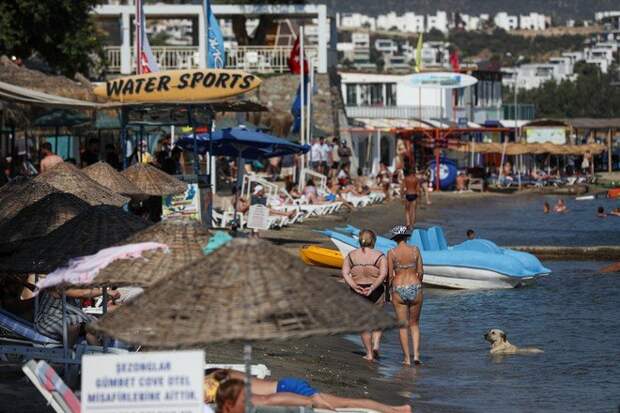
<box><xmin>157</xmin><ymin>75</ymin><xmax>171</xmax><ymax>92</ymax></box>
<box><xmin>240</xmin><ymin>75</ymin><xmax>255</xmax><ymax>89</ymax></box>
<box><xmin>134</xmin><ymin>78</ymin><xmax>146</xmax><ymax>94</ymax></box>
<box><xmin>203</xmin><ymin>73</ymin><xmax>216</xmax><ymax>87</ymax></box>
<box><xmin>178</xmin><ymin>73</ymin><xmax>191</xmax><ymax>89</ymax></box>
<box><xmin>214</xmin><ymin>73</ymin><xmax>230</xmax><ymax>88</ymax></box>
<box><xmin>229</xmin><ymin>74</ymin><xmax>242</xmax><ymax>88</ymax></box>
<box><xmin>106</xmin><ymin>80</ymin><xmax>123</xmax><ymax>96</ymax></box>
<box><xmin>122</xmin><ymin>79</ymin><xmax>135</xmax><ymax>95</ymax></box>
<box><xmin>145</xmin><ymin>77</ymin><xmax>157</xmax><ymax>93</ymax></box>
<box><xmin>190</xmin><ymin>72</ymin><xmax>204</xmax><ymax>88</ymax></box>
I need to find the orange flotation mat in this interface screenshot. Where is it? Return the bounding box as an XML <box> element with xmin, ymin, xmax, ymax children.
<box><xmin>299</xmin><ymin>245</ymin><xmax>344</xmax><ymax>269</ymax></box>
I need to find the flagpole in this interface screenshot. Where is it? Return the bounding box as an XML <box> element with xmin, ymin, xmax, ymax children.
<box><xmin>306</xmin><ymin>58</ymin><xmax>313</xmax><ymax>159</ymax></box>
<box><xmin>300</xmin><ymin>26</ymin><xmax>306</xmax><ymax>167</ymax></box>
<box><xmin>135</xmin><ymin>0</ymin><xmax>141</xmax><ymax>74</ymax></box>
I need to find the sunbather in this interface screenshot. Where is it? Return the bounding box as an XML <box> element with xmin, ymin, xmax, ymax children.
<box><xmin>207</xmin><ymin>371</ymin><xmax>411</xmax><ymax>413</ymax></box>
<box><xmin>35</xmin><ymin>287</ymin><xmax>119</xmax><ymax>345</ymax></box>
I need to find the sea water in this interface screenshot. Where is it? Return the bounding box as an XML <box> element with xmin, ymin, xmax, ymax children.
<box><xmin>358</xmin><ymin>195</ymin><xmax>620</xmax><ymax>412</ymax></box>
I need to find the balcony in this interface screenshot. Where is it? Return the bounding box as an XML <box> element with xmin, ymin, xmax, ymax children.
<box><xmin>346</xmin><ymin>106</ymin><xmax>443</xmax><ymax>119</ymax></box>
<box><xmin>104</xmin><ymin>45</ymin><xmax>318</xmax><ymax>74</ymax></box>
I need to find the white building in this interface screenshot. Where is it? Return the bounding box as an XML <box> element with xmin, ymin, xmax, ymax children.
<box><xmin>427</xmin><ymin>11</ymin><xmax>449</xmax><ymax>33</ymax></box>
<box><xmin>420</xmin><ymin>42</ymin><xmax>450</xmax><ymax>69</ymax></box>
<box><xmin>494</xmin><ymin>12</ymin><xmax>519</xmax><ymax>31</ymax></box>
<box><xmin>374</xmin><ymin>38</ymin><xmax>398</xmax><ymax>55</ymax></box>
<box><xmin>337</xmin><ymin>12</ymin><xmax>376</xmax><ymax>31</ymax></box>
<box><xmin>519</xmin><ymin>13</ymin><xmax>548</xmax><ymax>31</ymax></box>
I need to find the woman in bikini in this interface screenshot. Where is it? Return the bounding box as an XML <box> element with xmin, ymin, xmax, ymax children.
<box><xmin>207</xmin><ymin>370</ymin><xmax>411</xmax><ymax>413</ymax></box>
<box><xmin>341</xmin><ymin>229</ymin><xmax>387</xmax><ymax>362</ymax></box>
<box><xmin>387</xmin><ymin>225</ymin><xmax>424</xmax><ymax>366</ymax></box>
<box><xmin>401</xmin><ymin>167</ymin><xmax>420</xmax><ymax>229</ymax></box>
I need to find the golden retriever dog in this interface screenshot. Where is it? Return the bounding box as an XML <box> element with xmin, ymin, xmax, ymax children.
<box><xmin>484</xmin><ymin>329</ymin><xmax>544</xmax><ymax>354</ymax></box>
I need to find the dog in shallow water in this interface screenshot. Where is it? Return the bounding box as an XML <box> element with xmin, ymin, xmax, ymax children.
<box><xmin>484</xmin><ymin>329</ymin><xmax>544</xmax><ymax>354</ymax></box>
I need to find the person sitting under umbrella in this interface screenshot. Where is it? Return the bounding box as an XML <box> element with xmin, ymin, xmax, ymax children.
<box><xmin>35</xmin><ymin>287</ymin><xmax>119</xmax><ymax>345</ymax></box>
<box><xmin>207</xmin><ymin>370</ymin><xmax>411</xmax><ymax>413</ymax></box>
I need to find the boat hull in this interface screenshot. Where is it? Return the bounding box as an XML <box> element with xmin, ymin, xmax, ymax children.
<box><xmin>330</xmin><ymin>238</ymin><xmax>544</xmax><ymax>290</ymax></box>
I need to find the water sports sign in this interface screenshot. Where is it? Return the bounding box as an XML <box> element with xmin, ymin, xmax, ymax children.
<box><xmin>403</xmin><ymin>72</ymin><xmax>478</xmax><ymax>89</ymax></box>
<box><xmin>94</xmin><ymin>69</ymin><xmax>262</xmax><ymax>103</ymax></box>
<box><xmin>81</xmin><ymin>350</ymin><xmax>204</xmax><ymax>413</ymax></box>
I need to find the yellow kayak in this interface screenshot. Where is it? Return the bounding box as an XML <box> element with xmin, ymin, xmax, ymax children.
<box><xmin>299</xmin><ymin>245</ymin><xmax>344</xmax><ymax>269</ymax></box>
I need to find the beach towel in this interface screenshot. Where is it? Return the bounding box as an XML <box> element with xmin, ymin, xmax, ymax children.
<box><xmin>36</xmin><ymin>242</ymin><xmax>170</xmax><ymax>291</ymax></box>
<box><xmin>202</xmin><ymin>231</ymin><xmax>233</xmax><ymax>255</ymax></box>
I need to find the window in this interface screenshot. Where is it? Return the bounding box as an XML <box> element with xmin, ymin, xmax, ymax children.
<box><xmin>386</xmin><ymin>83</ymin><xmax>397</xmax><ymax>106</ymax></box>
<box><xmin>369</xmin><ymin>83</ymin><xmax>383</xmax><ymax>106</ymax></box>
<box><xmin>346</xmin><ymin>84</ymin><xmax>357</xmax><ymax>106</ymax></box>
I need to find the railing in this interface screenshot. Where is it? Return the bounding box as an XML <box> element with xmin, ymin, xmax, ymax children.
<box><xmin>453</xmin><ymin>107</ymin><xmax>504</xmax><ymax>124</ymax></box>
<box><xmin>345</xmin><ymin>106</ymin><xmax>443</xmax><ymax>120</ymax></box>
<box><xmin>104</xmin><ymin>45</ymin><xmax>318</xmax><ymax>74</ymax></box>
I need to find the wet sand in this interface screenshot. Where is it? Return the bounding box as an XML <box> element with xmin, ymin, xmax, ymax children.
<box><xmin>0</xmin><ymin>191</ymin><xmax>506</xmax><ymax>411</ymax></box>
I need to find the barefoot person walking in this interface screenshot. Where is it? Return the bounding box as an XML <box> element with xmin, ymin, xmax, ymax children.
<box><xmin>387</xmin><ymin>225</ymin><xmax>424</xmax><ymax>365</ymax></box>
<box><xmin>341</xmin><ymin>229</ymin><xmax>388</xmax><ymax>362</ymax></box>
<box><xmin>401</xmin><ymin>167</ymin><xmax>420</xmax><ymax>228</ymax></box>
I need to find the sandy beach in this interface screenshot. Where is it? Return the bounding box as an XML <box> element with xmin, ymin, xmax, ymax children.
<box><xmin>2</xmin><ymin>191</ymin><xmax>619</xmax><ymax>412</ymax></box>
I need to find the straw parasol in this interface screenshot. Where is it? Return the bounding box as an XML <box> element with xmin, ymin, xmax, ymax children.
<box><xmin>0</xmin><ymin>177</ymin><xmax>59</xmax><ymax>224</ymax></box>
<box><xmin>121</xmin><ymin>163</ymin><xmax>187</xmax><ymax>197</ymax></box>
<box><xmin>0</xmin><ymin>205</ymin><xmax>149</xmax><ymax>274</ymax></box>
<box><xmin>85</xmin><ymin>219</ymin><xmax>211</xmax><ymax>288</ymax></box>
<box><xmin>91</xmin><ymin>238</ymin><xmax>398</xmax><ymax>347</ymax></box>
<box><xmin>82</xmin><ymin>161</ymin><xmax>144</xmax><ymax>197</ymax></box>
<box><xmin>35</xmin><ymin>162</ymin><xmax>129</xmax><ymax>207</ymax></box>
<box><xmin>0</xmin><ymin>192</ymin><xmax>90</xmax><ymax>247</ymax></box>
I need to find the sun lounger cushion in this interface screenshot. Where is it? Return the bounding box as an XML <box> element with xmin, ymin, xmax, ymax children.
<box><xmin>34</xmin><ymin>360</ymin><xmax>81</xmax><ymax>413</ymax></box>
<box><xmin>0</xmin><ymin>308</ymin><xmax>58</xmax><ymax>345</ymax></box>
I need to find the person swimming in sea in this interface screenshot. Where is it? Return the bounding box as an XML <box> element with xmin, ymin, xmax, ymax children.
<box><xmin>543</xmin><ymin>202</ymin><xmax>550</xmax><ymax>214</ymax></box>
<box><xmin>554</xmin><ymin>199</ymin><xmax>568</xmax><ymax>213</ymax></box>
<box><xmin>466</xmin><ymin>229</ymin><xmax>476</xmax><ymax>240</ymax></box>
<box><xmin>401</xmin><ymin>166</ymin><xmax>420</xmax><ymax>228</ymax></box>
<box><xmin>597</xmin><ymin>206</ymin><xmax>607</xmax><ymax>218</ymax></box>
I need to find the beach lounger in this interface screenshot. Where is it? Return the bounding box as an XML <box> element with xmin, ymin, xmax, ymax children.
<box><xmin>23</xmin><ymin>360</ymin><xmax>80</xmax><ymax>413</ymax></box>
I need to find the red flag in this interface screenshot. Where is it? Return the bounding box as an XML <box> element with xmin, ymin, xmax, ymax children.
<box><xmin>288</xmin><ymin>37</ymin><xmax>308</xmax><ymax>74</ymax></box>
<box><xmin>450</xmin><ymin>50</ymin><xmax>460</xmax><ymax>72</ymax></box>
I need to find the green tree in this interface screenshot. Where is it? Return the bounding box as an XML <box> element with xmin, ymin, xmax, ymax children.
<box><xmin>506</xmin><ymin>64</ymin><xmax>620</xmax><ymax>118</ymax></box>
<box><xmin>0</xmin><ymin>0</ymin><xmax>104</xmax><ymax>77</ymax></box>
<box><xmin>212</xmin><ymin>0</ymin><xmax>305</xmax><ymax>46</ymax></box>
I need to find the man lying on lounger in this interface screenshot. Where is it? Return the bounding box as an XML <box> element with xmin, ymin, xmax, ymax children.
<box><xmin>206</xmin><ymin>369</ymin><xmax>411</xmax><ymax>413</ymax></box>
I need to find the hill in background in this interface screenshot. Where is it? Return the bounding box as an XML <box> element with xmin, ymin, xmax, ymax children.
<box><xmin>319</xmin><ymin>0</ymin><xmax>618</xmax><ymax>23</ymax></box>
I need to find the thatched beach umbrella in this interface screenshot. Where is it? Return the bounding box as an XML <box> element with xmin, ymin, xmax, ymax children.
<box><xmin>0</xmin><ymin>192</ymin><xmax>89</xmax><ymax>247</ymax></box>
<box><xmin>83</xmin><ymin>161</ymin><xmax>143</xmax><ymax>197</ymax></box>
<box><xmin>35</xmin><ymin>162</ymin><xmax>129</xmax><ymax>207</ymax></box>
<box><xmin>0</xmin><ymin>205</ymin><xmax>149</xmax><ymax>274</ymax></box>
<box><xmin>91</xmin><ymin>238</ymin><xmax>398</xmax><ymax>346</ymax></box>
<box><xmin>121</xmin><ymin>163</ymin><xmax>187</xmax><ymax>197</ymax></box>
<box><xmin>0</xmin><ymin>177</ymin><xmax>59</xmax><ymax>224</ymax></box>
<box><xmin>84</xmin><ymin>219</ymin><xmax>210</xmax><ymax>288</ymax></box>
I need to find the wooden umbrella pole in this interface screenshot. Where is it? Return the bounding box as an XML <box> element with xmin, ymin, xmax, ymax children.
<box><xmin>62</xmin><ymin>291</ymin><xmax>69</xmax><ymax>379</ymax></box>
<box><xmin>244</xmin><ymin>343</ymin><xmax>253</xmax><ymax>413</ymax></box>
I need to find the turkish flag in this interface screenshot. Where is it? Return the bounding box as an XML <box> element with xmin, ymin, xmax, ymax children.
<box><xmin>288</xmin><ymin>37</ymin><xmax>309</xmax><ymax>74</ymax></box>
<box><xmin>450</xmin><ymin>50</ymin><xmax>460</xmax><ymax>72</ymax></box>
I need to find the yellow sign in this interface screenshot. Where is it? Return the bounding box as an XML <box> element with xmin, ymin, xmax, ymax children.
<box><xmin>94</xmin><ymin>69</ymin><xmax>262</xmax><ymax>103</ymax></box>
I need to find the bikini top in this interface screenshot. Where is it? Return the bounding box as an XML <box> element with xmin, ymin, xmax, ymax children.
<box><xmin>347</xmin><ymin>251</ymin><xmax>385</xmax><ymax>282</ymax></box>
<box><xmin>390</xmin><ymin>249</ymin><xmax>419</xmax><ymax>272</ymax></box>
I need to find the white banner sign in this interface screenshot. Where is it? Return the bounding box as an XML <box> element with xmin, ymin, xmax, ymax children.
<box><xmin>247</xmin><ymin>204</ymin><xmax>270</xmax><ymax>230</ymax></box>
<box><xmin>82</xmin><ymin>350</ymin><xmax>204</xmax><ymax>413</ymax></box>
